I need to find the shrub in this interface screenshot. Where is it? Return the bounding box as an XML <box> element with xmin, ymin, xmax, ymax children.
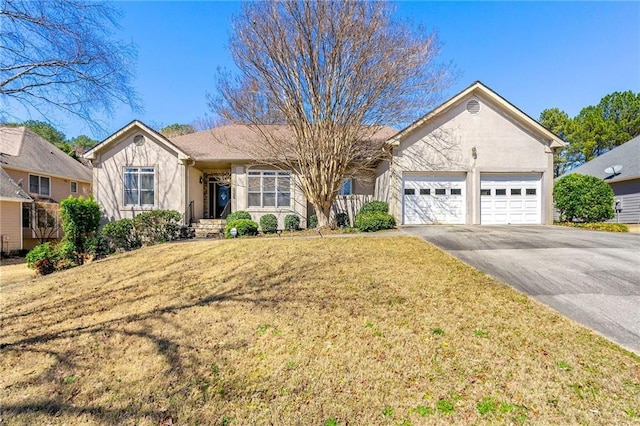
<box><xmin>357</xmin><ymin>200</ymin><xmax>389</xmax><ymax>215</ymax></box>
<box><xmin>284</xmin><ymin>214</ymin><xmax>301</xmax><ymax>231</ymax></box>
<box><xmin>26</xmin><ymin>242</ymin><xmax>59</xmax><ymax>270</ymax></box>
<box><xmin>308</xmin><ymin>214</ymin><xmax>318</xmax><ymax>229</ymax></box>
<box><xmin>87</xmin><ymin>235</ymin><xmax>114</xmax><ymax>260</ymax></box>
<box><xmin>554</xmin><ymin>174</ymin><xmax>614</xmax><ymax>223</ymax></box>
<box><xmin>34</xmin><ymin>258</ymin><xmax>56</xmax><ymax>275</ymax></box>
<box><xmin>335</xmin><ymin>212</ymin><xmax>350</xmax><ymax>227</ymax></box>
<box><xmin>101</xmin><ymin>218</ymin><xmax>140</xmax><ymax>251</ymax></box>
<box><xmin>133</xmin><ymin>210</ymin><xmax>181</xmax><ymax>245</ymax></box>
<box><xmin>59</xmin><ymin>196</ymin><xmax>101</xmax><ymax>257</ymax></box>
<box><xmin>259</xmin><ymin>214</ymin><xmax>278</xmax><ymax>233</ymax></box>
<box><xmin>225</xmin><ymin>219</ymin><xmax>259</xmax><ymax>238</ymax></box>
<box><xmin>226</xmin><ymin>210</ymin><xmax>252</xmax><ymax>222</ymax></box>
<box><xmin>355</xmin><ymin>211</ymin><xmax>396</xmax><ymax>232</ymax></box>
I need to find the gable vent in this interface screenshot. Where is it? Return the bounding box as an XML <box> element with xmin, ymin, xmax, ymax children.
<box><xmin>466</xmin><ymin>99</ymin><xmax>481</xmax><ymax>115</ymax></box>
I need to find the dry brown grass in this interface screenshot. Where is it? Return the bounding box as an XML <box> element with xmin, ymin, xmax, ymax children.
<box><xmin>1</xmin><ymin>237</ymin><xmax>638</xmax><ymax>425</ymax></box>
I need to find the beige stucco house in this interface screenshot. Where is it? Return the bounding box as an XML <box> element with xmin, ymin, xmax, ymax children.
<box><xmin>85</xmin><ymin>81</ymin><xmax>564</xmax><ymax>230</ymax></box>
<box><xmin>84</xmin><ymin>121</ymin><xmax>395</xmax><ymax>229</ymax></box>
<box><xmin>0</xmin><ymin>126</ymin><xmax>92</xmax><ymax>252</ymax></box>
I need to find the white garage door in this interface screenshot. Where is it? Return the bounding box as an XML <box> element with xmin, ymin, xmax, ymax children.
<box><xmin>403</xmin><ymin>174</ymin><xmax>466</xmax><ymax>224</ymax></box>
<box><xmin>480</xmin><ymin>174</ymin><xmax>541</xmax><ymax>224</ymax></box>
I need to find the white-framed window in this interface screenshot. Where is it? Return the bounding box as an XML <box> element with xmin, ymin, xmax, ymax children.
<box><xmin>70</xmin><ymin>181</ymin><xmax>78</xmax><ymax>193</ymax></box>
<box><xmin>248</xmin><ymin>170</ymin><xmax>291</xmax><ymax>208</ymax></box>
<box><xmin>124</xmin><ymin>167</ymin><xmax>155</xmax><ymax>206</ymax></box>
<box><xmin>338</xmin><ymin>178</ymin><xmax>352</xmax><ymax>196</ymax></box>
<box><xmin>28</xmin><ymin>174</ymin><xmax>50</xmax><ymax>196</ymax></box>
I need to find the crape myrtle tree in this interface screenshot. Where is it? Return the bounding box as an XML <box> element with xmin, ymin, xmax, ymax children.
<box><xmin>211</xmin><ymin>1</ymin><xmax>453</xmax><ymax>228</ymax></box>
<box><xmin>0</xmin><ymin>0</ymin><xmax>140</xmax><ymax>130</ymax></box>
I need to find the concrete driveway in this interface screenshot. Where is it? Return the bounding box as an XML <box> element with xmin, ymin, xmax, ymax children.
<box><xmin>402</xmin><ymin>225</ymin><xmax>640</xmax><ymax>355</ymax></box>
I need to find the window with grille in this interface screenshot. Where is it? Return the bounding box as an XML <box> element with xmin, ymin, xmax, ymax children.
<box><xmin>248</xmin><ymin>170</ymin><xmax>291</xmax><ymax>208</ymax></box>
<box><xmin>124</xmin><ymin>167</ymin><xmax>155</xmax><ymax>206</ymax></box>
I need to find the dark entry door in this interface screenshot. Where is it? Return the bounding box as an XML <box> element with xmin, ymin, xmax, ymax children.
<box><xmin>209</xmin><ymin>180</ymin><xmax>230</xmax><ymax>219</ymax></box>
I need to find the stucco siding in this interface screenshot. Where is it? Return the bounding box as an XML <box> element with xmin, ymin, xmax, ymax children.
<box><xmin>187</xmin><ymin>166</ymin><xmax>204</xmax><ymax>222</ymax></box>
<box><xmin>92</xmin><ymin>131</ymin><xmax>185</xmax><ymax>222</ymax></box>
<box><xmin>611</xmin><ymin>179</ymin><xmax>640</xmax><ymax>224</ymax></box>
<box><xmin>0</xmin><ymin>201</ymin><xmax>22</xmax><ymax>252</ymax></box>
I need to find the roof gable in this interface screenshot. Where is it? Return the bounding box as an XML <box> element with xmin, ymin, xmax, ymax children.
<box><xmin>0</xmin><ymin>126</ymin><xmax>92</xmax><ymax>182</ymax></box>
<box><xmin>0</xmin><ymin>167</ymin><xmax>32</xmax><ymax>202</ymax></box>
<box><xmin>566</xmin><ymin>135</ymin><xmax>640</xmax><ymax>182</ymax></box>
<box><xmin>84</xmin><ymin>120</ymin><xmax>192</xmax><ymax>161</ymax></box>
<box><xmin>390</xmin><ymin>81</ymin><xmax>565</xmax><ymax>149</ymax></box>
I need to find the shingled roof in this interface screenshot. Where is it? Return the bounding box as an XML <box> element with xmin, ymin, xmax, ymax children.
<box><xmin>169</xmin><ymin>124</ymin><xmax>398</xmax><ymax>161</ymax></box>
<box><xmin>0</xmin><ymin>126</ymin><xmax>92</xmax><ymax>182</ymax></box>
<box><xmin>567</xmin><ymin>135</ymin><xmax>640</xmax><ymax>183</ymax></box>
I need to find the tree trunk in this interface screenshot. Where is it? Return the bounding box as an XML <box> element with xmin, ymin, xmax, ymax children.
<box><xmin>313</xmin><ymin>201</ymin><xmax>333</xmax><ymax>229</ymax></box>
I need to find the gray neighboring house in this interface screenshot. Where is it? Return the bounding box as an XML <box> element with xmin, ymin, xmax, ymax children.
<box><xmin>566</xmin><ymin>136</ymin><xmax>640</xmax><ymax>223</ymax></box>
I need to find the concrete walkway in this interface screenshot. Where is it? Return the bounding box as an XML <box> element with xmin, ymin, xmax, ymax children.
<box><xmin>401</xmin><ymin>225</ymin><xmax>640</xmax><ymax>355</ymax></box>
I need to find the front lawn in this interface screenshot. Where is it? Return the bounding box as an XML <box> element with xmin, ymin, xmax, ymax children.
<box><xmin>1</xmin><ymin>237</ymin><xmax>638</xmax><ymax>425</ymax></box>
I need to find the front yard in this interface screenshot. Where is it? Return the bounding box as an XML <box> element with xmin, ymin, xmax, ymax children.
<box><xmin>0</xmin><ymin>237</ymin><xmax>638</xmax><ymax>425</ymax></box>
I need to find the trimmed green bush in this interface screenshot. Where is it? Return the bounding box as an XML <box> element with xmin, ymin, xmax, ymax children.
<box><xmin>225</xmin><ymin>219</ymin><xmax>259</xmax><ymax>238</ymax></box>
<box><xmin>357</xmin><ymin>201</ymin><xmax>389</xmax><ymax>215</ymax></box>
<box><xmin>59</xmin><ymin>196</ymin><xmax>101</xmax><ymax>257</ymax></box>
<box><xmin>554</xmin><ymin>174</ymin><xmax>614</xmax><ymax>223</ymax></box>
<box><xmin>355</xmin><ymin>211</ymin><xmax>396</xmax><ymax>232</ymax></box>
<box><xmin>133</xmin><ymin>210</ymin><xmax>181</xmax><ymax>245</ymax></box>
<box><xmin>308</xmin><ymin>214</ymin><xmax>318</xmax><ymax>229</ymax></box>
<box><xmin>101</xmin><ymin>218</ymin><xmax>140</xmax><ymax>251</ymax></box>
<box><xmin>87</xmin><ymin>235</ymin><xmax>114</xmax><ymax>259</ymax></box>
<box><xmin>335</xmin><ymin>212</ymin><xmax>350</xmax><ymax>227</ymax></box>
<box><xmin>260</xmin><ymin>214</ymin><xmax>278</xmax><ymax>233</ymax></box>
<box><xmin>284</xmin><ymin>214</ymin><xmax>300</xmax><ymax>231</ymax></box>
<box><xmin>226</xmin><ymin>210</ymin><xmax>252</xmax><ymax>222</ymax></box>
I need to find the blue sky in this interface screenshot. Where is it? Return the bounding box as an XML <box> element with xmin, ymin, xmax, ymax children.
<box><xmin>12</xmin><ymin>1</ymin><xmax>640</xmax><ymax>139</ymax></box>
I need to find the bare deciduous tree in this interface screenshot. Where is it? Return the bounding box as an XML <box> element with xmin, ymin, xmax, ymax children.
<box><xmin>0</xmin><ymin>0</ymin><xmax>141</xmax><ymax>130</ymax></box>
<box><xmin>211</xmin><ymin>1</ymin><xmax>453</xmax><ymax>227</ymax></box>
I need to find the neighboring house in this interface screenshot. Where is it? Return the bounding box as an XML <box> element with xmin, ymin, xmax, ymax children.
<box><xmin>377</xmin><ymin>81</ymin><xmax>564</xmax><ymax>225</ymax></box>
<box><xmin>85</xmin><ymin>81</ymin><xmax>564</xmax><ymax>229</ymax></box>
<box><xmin>0</xmin><ymin>126</ymin><xmax>92</xmax><ymax>252</ymax></box>
<box><xmin>564</xmin><ymin>136</ymin><xmax>640</xmax><ymax>223</ymax></box>
<box><xmin>84</xmin><ymin>121</ymin><xmax>395</xmax><ymax>229</ymax></box>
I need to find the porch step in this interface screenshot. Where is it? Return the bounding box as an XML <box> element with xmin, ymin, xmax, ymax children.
<box><xmin>191</xmin><ymin>219</ymin><xmax>226</xmax><ymax>239</ymax></box>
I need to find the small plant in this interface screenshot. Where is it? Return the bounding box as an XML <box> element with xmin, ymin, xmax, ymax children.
<box><xmin>308</xmin><ymin>214</ymin><xmax>318</xmax><ymax>228</ymax></box>
<box><xmin>335</xmin><ymin>212</ymin><xmax>350</xmax><ymax>227</ymax></box>
<box><xmin>259</xmin><ymin>214</ymin><xmax>278</xmax><ymax>234</ymax></box>
<box><xmin>382</xmin><ymin>406</ymin><xmax>394</xmax><ymax>417</ymax></box>
<box><xmin>256</xmin><ymin>324</ymin><xmax>270</xmax><ymax>335</ymax></box>
<box><xmin>284</xmin><ymin>214</ymin><xmax>301</xmax><ymax>231</ymax></box>
<box><xmin>132</xmin><ymin>210</ymin><xmax>181</xmax><ymax>244</ymax></box>
<box><xmin>225</xmin><ymin>210</ymin><xmax>252</xmax><ymax>222</ymax></box>
<box><xmin>364</xmin><ymin>322</ymin><xmax>374</xmax><ymax>328</ymax></box>
<box><xmin>556</xmin><ymin>361</ymin><xmax>572</xmax><ymax>371</ymax></box>
<box><xmin>431</xmin><ymin>328</ymin><xmax>445</xmax><ymax>336</ymax></box>
<box><xmin>477</xmin><ymin>397</ymin><xmax>497</xmax><ymax>415</ymax></box>
<box><xmin>286</xmin><ymin>361</ymin><xmax>297</xmax><ymax>370</ymax></box>
<box><xmin>63</xmin><ymin>374</ymin><xmax>78</xmax><ymax>384</ymax></box>
<box><xmin>324</xmin><ymin>418</ymin><xmax>338</xmax><ymax>426</ymax></box>
<box><xmin>474</xmin><ymin>329</ymin><xmax>489</xmax><ymax>338</ymax></box>
<box><xmin>224</xmin><ymin>219</ymin><xmax>259</xmax><ymax>238</ymax></box>
<box><xmin>414</xmin><ymin>405</ymin><xmax>433</xmax><ymax>416</ymax></box>
<box><xmin>26</xmin><ymin>242</ymin><xmax>58</xmax><ymax>270</ymax></box>
<box><xmin>436</xmin><ymin>399</ymin><xmax>455</xmax><ymax>414</ymax></box>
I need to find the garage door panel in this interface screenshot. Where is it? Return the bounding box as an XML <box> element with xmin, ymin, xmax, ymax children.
<box><xmin>403</xmin><ymin>174</ymin><xmax>466</xmax><ymax>224</ymax></box>
<box><xmin>481</xmin><ymin>174</ymin><xmax>541</xmax><ymax>225</ymax></box>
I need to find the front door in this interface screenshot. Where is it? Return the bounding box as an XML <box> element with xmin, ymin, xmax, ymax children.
<box><xmin>208</xmin><ymin>180</ymin><xmax>230</xmax><ymax>219</ymax></box>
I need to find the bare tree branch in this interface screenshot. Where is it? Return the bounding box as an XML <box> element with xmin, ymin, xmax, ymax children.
<box><xmin>0</xmin><ymin>0</ymin><xmax>141</xmax><ymax>132</ymax></box>
<box><xmin>211</xmin><ymin>1</ymin><xmax>454</xmax><ymax>227</ymax></box>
